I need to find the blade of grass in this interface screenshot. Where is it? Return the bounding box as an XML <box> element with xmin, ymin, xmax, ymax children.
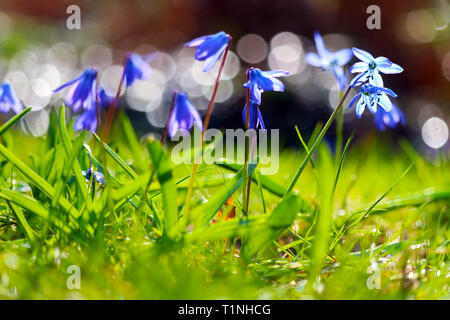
<box><xmin>242</xmin><ymin>193</ymin><xmax>301</xmax><ymax>261</ymax></box>
<box><xmin>119</xmin><ymin>111</ymin><xmax>147</xmax><ymax>172</ymax></box>
<box><xmin>0</xmin><ymin>178</ymin><xmax>35</xmax><ymax>241</ymax></box>
<box><xmin>59</xmin><ymin>106</ymin><xmax>94</xmax><ymax>214</ymax></box>
<box><xmin>0</xmin><ymin>107</ymin><xmax>32</xmax><ymax>136</ymax></box>
<box><xmin>0</xmin><ymin>143</ymin><xmax>81</xmax><ymax>219</ymax></box>
<box><xmin>330</xmin><ymin>163</ymin><xmax>415</xmax><ymax>252</ymax></box>
<box><xmin>147</xmin><ymin>137</ymin><xmax>178</xmax><ymax>236</ymax></box>
<box><xmin>0</xmin><ymin>188</ymin><xmax>74</xmax><ymax>234</ymax></box>
<box><xmin>284</xmin><ymin>86</ymin><xmax>351</xmax><ymax>198</ymax></box>
<box><xmin>330</xmin><ymin>132</ymin><xmax>354</xmax><ymax>200</ymax></box>
<box><xmin>92</xmin><ymin>131</ymin><xmax>137</xmax><ymax>179</ymax></box>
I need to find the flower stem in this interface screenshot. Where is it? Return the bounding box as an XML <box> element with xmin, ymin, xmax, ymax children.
<box><xmin>335</xmin><ymin>90</ymin><xmax>344</xmax><ymax>162</ymax></box>
<box><xmin>160</xmin><ymin>91</ymin><xmax>178</xmax><ymax>144</ymax></box>
<box><xmin>103</xmin><ymin>57</ymin><xmax>126</xmax><ymax>142</ymax></box>
<box><xmin>242</xmin><ymin>70</ymin><xmax>251</xmax><ymax>216</ymax></box>
<box><xmin>283</xmin><ymin>85</ymin><xmax>352</xmax><ymax>198</ymax></box>
<box><xmin>244</xmin><ymin>103</ymin><xmax>259</xmax><ymax>214</ymax></box>
<box><xmin>184</xmin><ymin>42</ymin><xmax>231</xmax><ymax>219</ymax></box>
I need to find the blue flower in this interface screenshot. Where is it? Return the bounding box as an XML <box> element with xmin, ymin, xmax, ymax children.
<box><xmin>0</xmin><ymin>82</ymin><xmax>23</xmax><ymax>114</ymax></box>
<box><xmin>348</xmin><ymin>84</ymin><xmax>397</xmax><ymax>118</ymax></box>
<box><xmin>53</xmin><ymin>68</ymin><xmax>98</xmax><ymax>112</ymax></box>
<box><xmin>97</xmin><ymin>87</ymin><xmax>114</xmax><ymax>109</ymax></box>
<box><xmin>74</xmin><ymin>108</ymin><xmax>97</xmax><ymax>132</ymax></box>
<box><xmin>242</xmin><ymin>100</ymin><xmax>265</xmax><ymax>129</ymax></box>
<box><xmin>123</xmin><ymin>52</ymin><xmax>156</xmax><ymax>87</ymax></box>
<box><xmin>82</xmin><ymin>167</ymin><xmax>105</xmax><ymax>187</ymax></box>
<box><xmin>305</xmin><ymin>31</ymin><xmax>353</xmax><ymax>90</ymax></box>
<box><xmin>243</xmin><ymin>68</ymin><xmax>289</xmax><ymax>105</ymax></box>
<box><xmin>374</xmin><ymin>103</ymin><xmax>406</xmax><ymax>131</ymax></box>
<box><xmin>168</xmin><ymin>92</ymin><xmax>203</xmax><ymax>138</ymax></box>
<box><xmin>185</xmin><ymin>31</ymin><xmax>232</xmax><ymax>72</ymax></box>
<box><xmin>350</xmin><ymin>47</ymin><xmax>403</xmax><ymax>87</ymax></box>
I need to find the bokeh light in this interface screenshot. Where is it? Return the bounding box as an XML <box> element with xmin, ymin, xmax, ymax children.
<box><xmin>421</xmin><ymin>117</ymin><xmax>449</xmax><ymax>149</ymax></box>
<box><xmin>237</xmin><ymin>34</ymin><xmax>268</xmax><ymax>64</ymax></box>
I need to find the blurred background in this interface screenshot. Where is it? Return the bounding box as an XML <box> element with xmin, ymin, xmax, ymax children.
<box><xmin>0</xmin><ymin>0</ymin><xmax>448</xmax><ymax>153</ymax></box>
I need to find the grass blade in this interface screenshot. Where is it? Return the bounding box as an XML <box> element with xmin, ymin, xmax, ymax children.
<box><xmin>242</xmin><ymin>193</ymin><xmax>301</xmax><ymax>261</ymax></box>
<box><xmin>0</xmin><ymin>107</ymin><xmax>32</xmax><ymax>136</ymax></box>
<box><xmin>92</xmin><ymin>131</ymin><xmax>138</xmax><ymax>179</ymax></box>
<box><xmin>147</xmin><ymin>137</ymin><xmax>178</xmax><ymax>236</ymax></box>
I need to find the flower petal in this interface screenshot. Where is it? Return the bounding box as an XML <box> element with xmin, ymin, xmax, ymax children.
<box><xmin>378</xmin><ymin>62</ymin><xmax>403</xmax><ymax>74</ymax></box>
<box><xmin>349</xmin><ymin>62</ymin><xmax>368</xmax><ymax>74</ymax></box>
<box><xmin>305</xmin><ymin>53</ymin><xmax>323</xmax><ymax>67</ymax></box>
<box><xmin>369</xmin><ymin>71</ymin><xmax>384</xmax><ymax>87</ymax></box>
<box><xmin>314</xmin><ymin>31</ymin><xmax>329</xmax><ymax>58</ymax></box>
<box><xmin>261</xmin><ymin>70</ymin><xmax>290</xmax><ymax>77</ymax></box>
<box><xmin>355</xmin><ymin>96</ymin><xmax>365</xmax><ymax>118</ymax></box>
<box><xmin>374</xmin><ymin>56</ymin><xmax>392</xmax><ymax>67</ymax></box>
<box><xmin>348</xmin><ymin>92</ymin><xmax>361</xmax><ymax>110</ymax></box>
<box><xmin>378</xmin><ymin>93</ymin><xmax>393</xmax><ymax>112</ymax></box>
<box><xmin>350</xmin><ymin>72</ymin><xmax>368</xmax><ymax>86</ymax></box>
<box><xmin>334</xmin><ymin>48</ymin><xmax>353</xmax><ymax>66</ymax></box>
<box><xmin>332</xmin><ymin>66</ymin><xmax>347</xmax><ymax>90</ymax></box>
<box><xmin>270</xmin><ymin>77</ymin><xmax>285</xmax><ymax>92</ymax></box>
<box><xmin>352</xmin><ymin>47</ymin><xmax>374</xmax><ymax>63</ymax></box>
<box><xmin>185</xmin><ymin>35</ymin><xmax>209</xmax><ymax>48</ymax></box>
<box><xmin>202</xmin><ymin>42</ymin><xmax>227</xmax><ymax>72</ymax></box>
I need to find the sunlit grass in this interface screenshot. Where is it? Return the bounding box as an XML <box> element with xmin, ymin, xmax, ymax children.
<box><xmin>0</xmin><ymin>108</ymin><xmax>448</xmax><ymax>299</ymax></box>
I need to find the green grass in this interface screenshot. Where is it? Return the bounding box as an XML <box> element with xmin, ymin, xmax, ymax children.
<box><xmin>0</xmin><ymin>108</ymin><xmax>448</xmax><ymax>300</ymax></box>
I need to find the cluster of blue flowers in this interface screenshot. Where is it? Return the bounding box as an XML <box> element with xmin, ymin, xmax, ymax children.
<box><xmin>348</xmin><ymin>47</ymin><xmax>405</xmax><ymax>130</ymax></box>
<box><xmin>0</xmin><ymin>30</ymin><xmax>405</xmax><ymax>136</ymax></box>
<box><xmin>305</xmin><ymin>31</ymin><xmax>405</xmax><ymax>130</ymax></box>
<box><xmin>52</xmin><ymin>51</ymin><xmax>159</xmax><ymax>132</ymax></box>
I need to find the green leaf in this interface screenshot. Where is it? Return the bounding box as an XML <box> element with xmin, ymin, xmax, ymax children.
<box><xmin>0</xmin><ymin>107</ymin><xmax>32</xmax><ymax>136</ymax></box>
<box><xmin>147</xmin><ymin>137</ymin><xmax>178</xmax><ymax>236</ymax></box>
<box><xmin>59</xmin><ymin>106</ymin><xmax>94</xmax><ymax>214</ymax></box>
<box><xmin>92</xmin><ymin>131</ymin><xmax>137</xmax><ymax>179</ymax></box>
<box><xmin>0</xmin><ymin>143</ymin><xmax>81</xmax><ymax>220</ymax></box>
<box><xmin>242</xmin><ymin>193</ymin><xmax>301</xmax><ymax>261</ymax></box>
<box><xmin>0</xmin><ymin>188</ymin><xmax>74</xmax><ymax>234</ymax></box>
<box><xmin>330</xmin><ymin>163</ymin><xmax>415</xmax><ymax>251</ymax></box>
<box><xmin>189</xmin><ymin>163</ymin><xmax>256</xmax><ymax>227</ymax></box>
<box><xmin>0</xmin><ymin>178</ymin><xmax>35</xmax><ymax>241</ymax></box>
<box><xmin>215</xmin><ymin>162</ymin><xmax>285</xmax><ymax>197</ymax></box>
<box><xmin>120</xmin><ymin>111</ymin><xmax>147</xmax><ymax>172</ymax></box>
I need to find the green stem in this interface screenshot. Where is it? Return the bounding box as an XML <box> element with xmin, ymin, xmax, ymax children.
<box><xmin>335</xmin><ymin>90</ymin><xmax>344</xmax><ymax>162</ymax></box>
<box><xmin>242</xmin><ymin>69</ymin><xmax>251</xmax><ymax>216</ymax></box>
<box><xmin>283</xmin><ymin>85</ymin><xmax>351</xmax><ymax>198</ymax></box>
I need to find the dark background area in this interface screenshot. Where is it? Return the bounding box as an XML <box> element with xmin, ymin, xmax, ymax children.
<box><xmin>0</xmin><ymin>0</ymin><xmax>448</xmax><ymax>151</ymax></box>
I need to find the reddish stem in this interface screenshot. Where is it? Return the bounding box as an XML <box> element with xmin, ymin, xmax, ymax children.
<box><xmin>103</xmin><ymin>55</ymin><xmax>127</xmax><ymax>142</ymax></box>
<box><xmin>184</xmin><ymin>41</ymin><xmax>231</xmax><ymax>218</ymax></box>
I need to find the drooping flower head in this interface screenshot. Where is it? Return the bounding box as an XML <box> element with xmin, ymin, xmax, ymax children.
<box><xmin>97</xmin><ymin>87</ymin><xmax>114</xmax><ymax>109</ymax></box>
<box><xmin>123</xmin><ymin>52</ymin><xmax>157</xmax><ymax>87</ymax></box>
<box><xmin>0</xmin><ymin>82</ymin><xmax>23</xmax><ymax>114</ymax></box>
<box><xmin>243</xmin><ymin>68</ymin><xmax>289</xmax><ymax>105</ymax></box>
<box><xmin>53</xmin><ymin>68</ymin><xmax>98</xmax><ymax>112</ymax></box>
<box><xmin>168</xmin><ymin>92</ymin><xmax>203</xmax><ymax>138</ymax></box>
<box><xmin>74</xmin><ymin>108</ymin><xmax>97</xmax><ymax>132</ymax></box>
<box><xmin>350</xmin><ymin>48</ymin><xmax>403</xmax><ymax>87</ymax></box>
<box><xmin>348</xmin><ymin>83</ymin><xmax>397</xmax><ymax>118</ymax></box>
<box><xmin>242</xmin><ymin>100</ymin><xmax>265</xmax><ymax>130</ymax></box>
<box><xmin>185</xmin><ymin>31</ymin><xmax>232</xmax><ymax>72</ymax></box>
<box><xmin>374</xmin><ymin>103</ymin><xmax>406</xmax><ymax>131</ymax></box>
<box><xmin>305</xmin><ymin>31</ymin><xmax>353</xmax><ymax>90</ymax></box>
